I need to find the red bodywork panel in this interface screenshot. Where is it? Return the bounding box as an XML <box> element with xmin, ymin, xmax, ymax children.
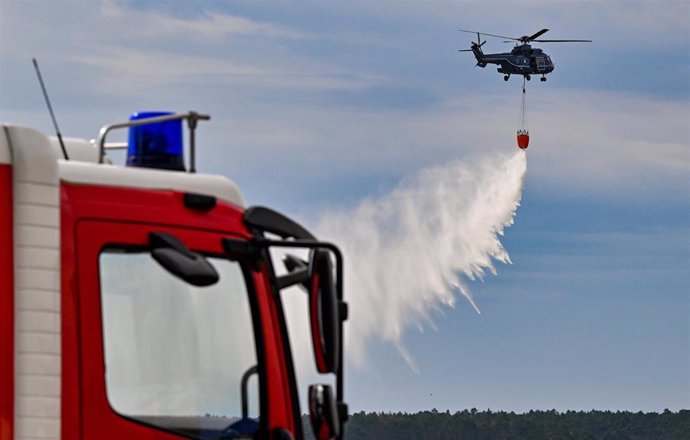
<box><xmin>60</xmin><ymin>182</ymin><xmax>297</xmax><ymax>440</ymax></box>
<box><xmin>0</xmin><ymin>165</ymin><xmax>13</xmax><ymax>440</ymax></box>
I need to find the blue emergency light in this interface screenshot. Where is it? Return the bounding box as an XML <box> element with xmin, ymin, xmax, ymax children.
<box><xmin>127</xmin><ymin>111</ymin><xmax>184</xmax><ymax>171</ymax></box>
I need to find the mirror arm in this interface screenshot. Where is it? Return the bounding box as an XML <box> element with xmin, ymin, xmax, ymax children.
<box><xmin>222</xmin><ymin>238</ymin><xmax>263</xmax><ymax>270</ymax></box>
<box><xmin>283</xmin><ymin>254</ymin><xmax>310</xmax><ymax>291</ymax></box>
<box><xmin>276</xmin><ymin>267</ymin><xmax>309</xmax><ymax>290</ymax></box>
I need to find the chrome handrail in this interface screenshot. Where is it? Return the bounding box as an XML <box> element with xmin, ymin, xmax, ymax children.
<box><xmin>96</xmin><ymin>111</ymin><xmax>210</xmax><ymax>172</ymax></box>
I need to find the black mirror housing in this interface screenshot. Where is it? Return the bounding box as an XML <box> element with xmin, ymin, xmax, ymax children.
<box><xmin>308</xmin><ymin>384</ymin><xmax>340</xmax><ymax>440</ymax></box>
<box><xmin>309</xmin><ymin>249</ymin><xmax>340</xmax><ymax>374</ymax></box>
<box><xmin>149</xmin><ymin>232</ymin><xmax>219</xmax><ymax>287</ymax></box>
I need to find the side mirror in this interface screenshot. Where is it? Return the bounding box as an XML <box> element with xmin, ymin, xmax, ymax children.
<box><xmin>149</xmin><ymin>232</ymin><xmax>219</xmax><ymax>287</ymax></box>
<box><xmin>308</xmin><ymin>384</ymin><xmax>340</xmax><ymax>440</ymax></box>
<box><xmin>308</xmin><ymin>249</ymin><xmax>340</xmax><ymax>374</ymax></box>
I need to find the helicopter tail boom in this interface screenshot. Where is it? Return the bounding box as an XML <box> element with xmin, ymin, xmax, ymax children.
<box><xmin>472</xmin><ymin>43</ymin><xmax>487</xmax><ymax>67</ymax></box>
<box><xmin>459</xmin><ymin>31</ymin><xmax>488</xmax><ymax>67</ymax></box>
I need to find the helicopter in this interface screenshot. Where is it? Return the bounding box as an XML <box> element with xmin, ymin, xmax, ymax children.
<box><xmin>458</xmin><ymin>29</ymin><xmax>591</xmax><ymax>81</ymax></box>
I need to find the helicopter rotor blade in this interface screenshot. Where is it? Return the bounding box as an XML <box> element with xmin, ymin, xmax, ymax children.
<box><xmin>459</xmin><ymin>28</ymin><xmax>590</xmax><ymax>44</ymax></box>
<box><xmin>458</xmin><ymin>49</ymin><xmax>473</xmax><ymax>52</ymax></box>
<box><xmin>533</xmin><ymin>39</ymin><xmax>592</xmax><ymax>43</ymax></box>
<box><xmin>458</xmin><ymin>29</ymin><xmax>518</xmax><ymax>41</ymax></box>
<box><xmin>527</xmin><ymin>28</ymin><xmax>549</xmax><ymax>41</ymax></box>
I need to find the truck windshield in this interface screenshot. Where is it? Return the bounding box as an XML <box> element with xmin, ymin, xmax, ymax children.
<box><xmin>99</xmin><ymin>250</ymin><xmax>259</xmax><ymax>439</ymax></box>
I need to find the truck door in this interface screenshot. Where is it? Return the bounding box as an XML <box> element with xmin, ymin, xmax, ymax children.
<box><xmin>75</xmin><ymin>220</ymin><xmax>263</xmax><ymax>440</ymax></box>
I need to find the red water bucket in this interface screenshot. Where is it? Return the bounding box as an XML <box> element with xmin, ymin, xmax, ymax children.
<box><xmin>516</xmin><ymin>131</ymin><xmax>529</xmax><ymax>149</ymax></box>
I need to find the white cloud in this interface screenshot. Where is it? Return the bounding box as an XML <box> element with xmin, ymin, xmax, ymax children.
<box><xmin>100</xmin><ymin>0</ymin><xmax>309</xmax><ymax>40</ymax></box>
<box><xmin>71</xmin><ymin>45</ymin><xmax>379</xmax><ymax>95</ymax></box>
<box><xmin>0</xmin><ymin>1</ymin><xmax>384</xmax><ymax>98</ymax></box>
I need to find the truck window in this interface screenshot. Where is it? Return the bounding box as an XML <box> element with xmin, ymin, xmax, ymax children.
<box><xmin>99</xmin><ymin>250</ymin><xmax>259</xmax><ymax>439</ymax></box>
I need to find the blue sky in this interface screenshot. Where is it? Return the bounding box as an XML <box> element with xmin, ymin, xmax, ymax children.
<box><xmin>1</xmin><ymin>0</ymin><xmax>688</xmax><ymax>413</ymax></box>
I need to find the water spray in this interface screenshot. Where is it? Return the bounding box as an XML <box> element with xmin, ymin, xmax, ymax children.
<box><xmin>316</xmin><ymin>151</ymin><xmax>527</xmax><ymax>368</ymax></box>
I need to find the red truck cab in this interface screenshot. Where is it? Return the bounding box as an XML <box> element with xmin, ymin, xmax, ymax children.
<box><xmin>0</xmin><ymin>112</ymin><xmax>347</xmax><ymax>440</ymax></box>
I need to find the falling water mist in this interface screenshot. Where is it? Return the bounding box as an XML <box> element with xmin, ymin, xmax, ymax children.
<box><xmin>316</xmin><ymin>150</ymin><xmax>527</xmax><ymax>371</ymax></box>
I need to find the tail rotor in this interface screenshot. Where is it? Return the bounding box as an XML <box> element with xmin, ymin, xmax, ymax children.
<box><xmin>457</xmin><ymin>29</ymin><xmax>487</xmax><ymax>68</ymax></box>
<box><xmin>476</xmin><ymin>32</ymin><xmax>486</xmax><ymax>48</ymax></box>
<box><xmin>458</xmin><ymin>32</ymin><xmax>485</xmax><ymax>52</ymax></box>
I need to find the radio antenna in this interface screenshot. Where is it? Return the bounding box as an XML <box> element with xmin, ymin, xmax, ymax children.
<box><xmin>32</xmin><ymin>58</ymin><xmax>69</xmax><ymax>160</ymax></box>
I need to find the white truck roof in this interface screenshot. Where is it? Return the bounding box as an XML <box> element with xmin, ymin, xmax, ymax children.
<box><xmin>1</xmin><ymin>123</ymin><xmax>245</xmax><ymax>208</ymax></box>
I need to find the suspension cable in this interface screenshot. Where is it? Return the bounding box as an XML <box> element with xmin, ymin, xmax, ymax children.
<box><xmin>520</xmin><ymin>77</ymin><xmax>528</xmax><ymax>134</ymax></box>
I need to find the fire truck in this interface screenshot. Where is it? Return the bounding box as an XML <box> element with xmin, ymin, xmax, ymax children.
<box><xmin>0</xmin><ymin>111</ymin><xmax>347</xmax><ymax>440</ymax></box>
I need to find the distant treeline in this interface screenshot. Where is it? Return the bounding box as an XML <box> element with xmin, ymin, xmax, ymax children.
<box><xmin>304</xmin><ymin>409</ymin><xmax>689</xmax><ymax>440</ymax></box>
